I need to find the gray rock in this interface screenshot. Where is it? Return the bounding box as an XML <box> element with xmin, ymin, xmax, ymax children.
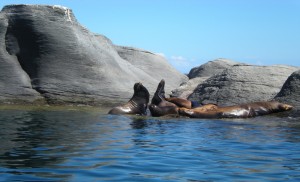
<box><xmin>275</xmin><ymin>70</ymin><xmax>300</xmax><ymax>111</ymax></box>
<box><xmin>170</xmin><ymin>77</ymin><xmax>209</xmax><ymax>98</ymax></box>
<box><xmin>0</xmin><ymin>9</ymin><xmax>44</xmax><ymax>104</ymax></box>
<box><xmin>188</xmin><ymin>64</ymin><xmax>298</xmax><ymax>106</ymax></box>
<box><xmin>188</xmin><ymin>58</ymin><xmax>241</xmax><ymax>79</ymax></box>
<box><xmin>0</xmin><ymin>5</ymin><xmax>186</xmax><ymax>106</ymax></box>
<box><xmin>172</xmin><ymin>59</ymin><xmax>241</xmax><ymax>98</ymax></box>
<box><xmin>115</xmin><ymin>46</ymin><xmax>187</xmax><ymax>94</ymax></box>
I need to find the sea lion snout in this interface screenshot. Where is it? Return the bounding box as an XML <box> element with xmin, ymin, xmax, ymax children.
<box><xmin>280</xmin><ymin>103</ymin><xmax>293</xmax><ymax>111</ymax></box>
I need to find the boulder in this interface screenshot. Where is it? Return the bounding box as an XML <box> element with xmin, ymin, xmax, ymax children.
<box><xmin>170</xmin><ymin>77</ymin><xmax>209</xmax><ymax>98</ymax></box>
<box><xmin>188</xmin><ymin>58</ymin><xmax>241</xmax><ymax>79</ymax></box>
<box><xmin>172</xmin><ymin>59</ymin><xmax>241</xmax><ymax>98</ymax></box>
<box><xmin>115</xmin><ymin>46</ymin><xmax>187</xmax><ymax>94</ymax></box>
<box><xmin>0</xmin><ymin>5</ymin><xmax>187</xmax><ymax>106</ymax></box>
<box><xmin>275</xmin><ymin>70</ymin><xmax>300</xmax><ymax>111</ymax></box>
<box><xmin>188</xmin><ymin>64</ymin><xmax>298</xmax><ymax>106</ymax></box>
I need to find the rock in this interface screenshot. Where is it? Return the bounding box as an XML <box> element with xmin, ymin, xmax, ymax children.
<box><xmin>188</xmin><ymin>58</ymin><xmax>241</xmax><ymax>79</ymax></box>
<box><xmin>188</xmin><ymin>64</ymin><xmax>299</xmax><ymax>106</ymax></box>
<box><xmin>275</xmin><ymin>70</ymin><xmax>300</xmax><ymax>111</ymax></box>
<box><xmin>172</xmin><ymin>59</ymin><xmax>241</xmax><ymax>98</ymax></box>
<box><xmin>170</xmin><ymin>77</ymin><xmax>209</xmax><ymax>98</ymax></box>
<box><xmin>0</xmin><ymin>7</ymin><xmax>44</xmax><ymax>104</ymax></box>
<box><xmin>115</xmin><ymin>46</ymin><xmax>187</xmax><ymax>94</ymax></box>
<box><xmin>0</xmin><ymin>5</ymin><xmax>187</xmax><ymax>106</ymax></box>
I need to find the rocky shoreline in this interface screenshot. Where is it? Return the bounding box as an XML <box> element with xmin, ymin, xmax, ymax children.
<box><xmin>0</xmin><ymin>5</ymin><xmax>299</xmax><ymax>116</ymax></box>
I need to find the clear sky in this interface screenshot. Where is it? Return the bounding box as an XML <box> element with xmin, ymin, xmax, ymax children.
<box><xmin>1</xmin><ymin>0</ymin><xmax>299</xmax><ymax>73</ymax></box>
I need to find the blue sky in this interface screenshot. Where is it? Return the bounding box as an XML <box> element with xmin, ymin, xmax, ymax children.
<box><xmin>1</xmin><ymin>0</ymin><xmax>299</xmax><ymax>73</ymax></box>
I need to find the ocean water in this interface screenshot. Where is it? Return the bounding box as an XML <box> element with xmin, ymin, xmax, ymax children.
<box><xmin>0</xmin><ymin>108</ymin><xmax>300</xmax><ymax>181</ymax></box>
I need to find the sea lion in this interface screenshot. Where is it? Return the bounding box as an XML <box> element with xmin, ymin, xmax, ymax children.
<box><xmin>108</xmin><ymin>82</ymin><xmax>150</xmax><ymax>115</ymax></box>
<box><xmin>151</xmin><ymin>79</ymin><xmax>175</xmax><ymax>107</ymax></box>
<box><xmin>178</xmin><ymin>101</ymin><xmax>293</xmax><ymax>118</ymax></box>
<box><xmin>150</xmin><ymin>79</ymin><xmax>179</xmax><ymax>117</ymax></box>
<box><xmin>165</xmin><ymin>97</ymin><xmax>193</xmax><ymax>109</ymax></box>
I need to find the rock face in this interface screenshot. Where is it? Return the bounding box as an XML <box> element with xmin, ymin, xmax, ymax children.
<box><xmin>170</xmin><ymin>77</ymin><xmax>209</xmax><ymax>98</ymax></box>
<box><xmin>188</xmin><ymin>64</ymin><xmax>298</xmax><ymax>106</ymax></box>
<box><xmin>275</xmin><ymin>70</ymin><xmax>300</xmax><ymax>110</ymax></box>
<box><xmin>0</xmin><ymin>5</ymin><xmax>187</xmax><ymax>106</ymax></box>
<box><xmin>171</xmin><ymin>59</ymin><xmax>242</xmax><ymax>98</ymax></box>
<box><xmin>115</xmin><ymin>46</ymin><xmax>185</xmax><ymax>93</ymax></box>
<box><xmin>188</xmin><ymin>58</ymin><xmax>241</xmax><ymax>79</ymax></box>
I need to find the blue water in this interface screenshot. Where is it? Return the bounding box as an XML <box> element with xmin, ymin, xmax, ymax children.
<box><xmin>0</xmin><ymin>109</ymin><xmax>300</xmax><ymax>181</ymax></box>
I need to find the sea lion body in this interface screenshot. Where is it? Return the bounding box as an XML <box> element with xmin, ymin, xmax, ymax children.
<box><xmin>108</xmin><ymin>83</ymin><xmax>150</xmax><ymax>115</ymax></box>
<box><xmin>165</xmin><ymin>97</ymin><xmax>192</xmax><ymax>109</ymax></box>
<box><xmin>178</xmin><ymin>101</ymin><xmax>293</xmax><ymax>118</ymax></box>
<box><xmin>149</xmin><ymin>104</ymin><xmax>178</xmax><ymax>117</ymax></box>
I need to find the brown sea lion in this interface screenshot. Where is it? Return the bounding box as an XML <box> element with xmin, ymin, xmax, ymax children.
<box><xmin>150</xmin><ymin>79</ymin><xmax>179</xmax><ymax>117</ymax></box>
<box><xmin>151</xmin><ymin>79</ymin><xmax>176</xmax><ymax>107</ymax></box>
<box><xmin>178</xmin><ymin>101</ymin><xmax>293</xmax><ymax>118</ymax></box>
<box><xmin>108</xmin><ymin>82</ymin><xmax>150</xmax><ymax>115</ymax></box>
<box><xmin>149</xmin><ymin>104</ymin><xmax>179</xmax><ymax>117</ymax></box>
<box><xmin>165</xmin><ymin>97</ymin><xmax>193</xmax><ymax>109</ymax></box>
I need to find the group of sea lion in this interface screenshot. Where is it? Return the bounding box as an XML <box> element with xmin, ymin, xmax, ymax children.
<box><xmin>108</xmin><ymin>79</ymin><xmax>293</xmax><ymax>118</ymax></box>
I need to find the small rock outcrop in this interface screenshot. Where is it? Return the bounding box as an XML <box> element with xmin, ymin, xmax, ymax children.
<box><xmin>275</xmin><ymin>70</ymin><xmax>300</xmax><ymax>110</ymax></box>
<box><xmin>171</xmin><ymin>59</ymin><xmax>241</xmax><ymax>98</ymax></box>
<box><xmin>188</xmin><ymin>58</ymin><xmax>241</xmax><ymax>79</ymax></box>
<box><xmin>115</xmin><ymin>46</ymin><xmax>186</xmax><ymax>93</ymax></box>
<box><xmin>188</xmin><ymin>64</ymin><xmax>298</xmax><ymax>106</ymax></box>
<box><xmin>0</xmin><ymin>5</ymin><xmax>187</xmax><ymax>106</ymax></box>
<box><xmin>170</xmin><ymin>77</ymin><xmax>209</xmax><ymax>98</ymax></box>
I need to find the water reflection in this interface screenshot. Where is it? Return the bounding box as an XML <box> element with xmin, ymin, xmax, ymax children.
<box><xmin>0</xmin><ymin>110</ymin><xmax>300</xmax><ymax>181</ymax></box>
<box><xmin>0</xmin><ymin>110</ymin><xmax>111</xmax><ymax>180</ymax></box>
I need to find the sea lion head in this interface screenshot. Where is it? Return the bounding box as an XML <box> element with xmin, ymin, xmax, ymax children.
<box><xmin>133</xmin><ymin>82</ymin><xmax>150</xmax><ymax>104</ymax></box>
<box><xmin>278</xmin><ymin>102</ymin><xmax>293</xmax><ymax>111</ymax></box>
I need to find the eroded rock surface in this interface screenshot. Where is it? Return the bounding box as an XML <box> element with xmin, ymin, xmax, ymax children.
<box><xmin>188</xmin><ymin>58</ymin><xmax>241</xmax><ymax>79</ymax></box>
<box><xmin>188</xmin><ymin>64</ymin><xmax>298</xmax><ymax>106</ymax></box>
<box><xmin>172</xmin><ymin>59</ymin><xmax>241</xmax><ymax>98</ymax></box>
<box><xmin>0</xmin><ymin>5</ymin><xmax>187</xmax><ymax>106</ymax></box>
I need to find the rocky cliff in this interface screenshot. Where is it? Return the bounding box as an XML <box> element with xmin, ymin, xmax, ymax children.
<box><xmin>0</xmin><ymin>4</ymin><xmax>187</xmax><ymax>106</ymax></box>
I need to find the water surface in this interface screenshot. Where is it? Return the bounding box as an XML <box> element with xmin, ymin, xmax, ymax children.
<box><xmin>0</xmin><ymin>108</ymin><xmax>300</xmax><ymax>181</ymax></box>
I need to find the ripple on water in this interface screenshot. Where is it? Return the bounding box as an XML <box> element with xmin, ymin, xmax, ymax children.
<box><xmin>0</xmin><ymin>110</ymin><xmax>300</xmax><ymax>181</ymax></box>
